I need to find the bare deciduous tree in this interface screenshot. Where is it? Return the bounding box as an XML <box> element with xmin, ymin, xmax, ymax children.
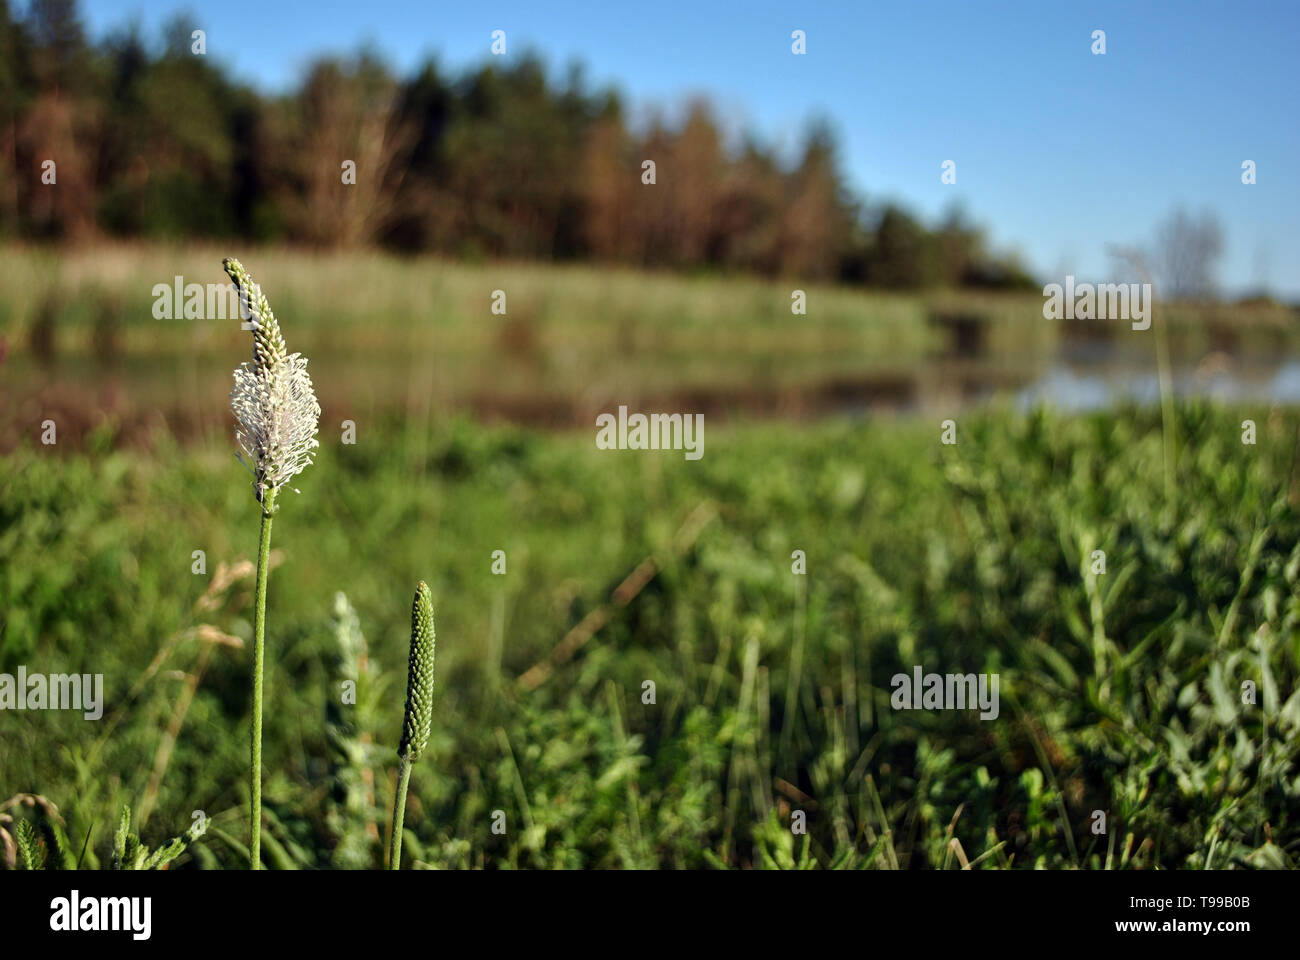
<box><xmin>1152</xmin><ymin>207</ymin><xmax>1224</xmax><ymax>301</ymax></box>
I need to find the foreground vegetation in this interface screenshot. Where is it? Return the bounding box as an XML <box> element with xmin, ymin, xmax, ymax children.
<box><xmin>3</xmin><ymin>404</ymin><xmax>1297</xmax><ymax>868</ymax></box>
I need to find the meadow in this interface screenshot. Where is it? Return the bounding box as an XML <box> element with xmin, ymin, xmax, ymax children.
<box><xmin>1</xmin><ymin>247</ymin><xmax>1298</xmax><ymax>869</ymax></box>
<box><xmin>3</xmin><ymin>404</ymin><xmax>1298</xmax><ymax>868</ymax></box>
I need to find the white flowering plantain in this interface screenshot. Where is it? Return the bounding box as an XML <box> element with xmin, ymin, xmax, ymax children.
<box><xmin>224</xmin><ymin>257</ymin><xmax>320</xmax><ymax>502</ymax></box>
<box><xmin>224</xmin><ymin>256</ymin><xmax>322</xmax><ymax>868</ymax></box>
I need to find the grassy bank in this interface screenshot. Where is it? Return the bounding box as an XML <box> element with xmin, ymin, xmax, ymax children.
<box><xmin>3</xmin><ymin>405</ymin><xmax>1297</xmax><ymax>868</ymax></box>
<box><xmin>5</xmin><ymin>245</ymin><xmax>1297</xmax><ymax>452</ymax></box>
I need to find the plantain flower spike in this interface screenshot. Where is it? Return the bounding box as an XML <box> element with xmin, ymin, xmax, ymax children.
<box><xmin>398</xmin><ymin>581</ymin><xmax>437</xmax><ymax>762</ymax></box>
<box><xmin>225</xmin><ymin>257</ymin><xmax>320</xmax><ymax>503</ymax></box>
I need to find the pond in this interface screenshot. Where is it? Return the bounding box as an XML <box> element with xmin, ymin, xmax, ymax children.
<box><xmin>1016</xmin><ymin>359</ymin><xmax>1300</xmax><ymax>411</ymax></box>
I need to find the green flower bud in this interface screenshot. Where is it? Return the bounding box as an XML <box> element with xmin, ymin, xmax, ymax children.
<box><xmin>398</xmin><ymin>581</ymin><xmax>436</xmax><ymax>762</ymax></box>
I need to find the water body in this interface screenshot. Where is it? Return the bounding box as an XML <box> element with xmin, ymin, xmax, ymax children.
<box><xmin>1016</xmin><ymin>360</ymin><xmax>1300</xmax><ymax>412</ymax></box>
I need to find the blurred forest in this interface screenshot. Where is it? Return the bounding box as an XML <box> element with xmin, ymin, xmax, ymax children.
<box><xmin>0</xmin><ymin>0</ymin><xmax>1037</xmax><ymax>289</ymax></box>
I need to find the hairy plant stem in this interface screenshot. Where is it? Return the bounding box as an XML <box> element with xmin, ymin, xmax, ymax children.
<box><xmin>389</xmin><ymin>756</ymin><xmax>413</xmax><ymax>869</ymax></box>
<box><xmin>250</xmin><ymin>486</ymin><xmax>277</xmax><ymax>869</ymax></box>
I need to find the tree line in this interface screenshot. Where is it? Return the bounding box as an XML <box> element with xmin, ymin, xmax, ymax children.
<box><xmin>0</xmin><ymin>0</ymin><xmax>1038</xmax><ymax>289</ymax></box>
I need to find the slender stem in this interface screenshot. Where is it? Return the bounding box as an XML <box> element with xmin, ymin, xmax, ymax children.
<box><xmin>1154</xmin><ymin>304</ymin><xmax>1176</xmax><ymax>515</ymax></box>
<box><xmin>250</xmin><ymin>486</ymin><xmax>277</xmax><ymax>870</ymax></box>
<box><xmin>389</xmin><ymin>756</ymin><xmax>413</xmax><ymax>870</ymax></box>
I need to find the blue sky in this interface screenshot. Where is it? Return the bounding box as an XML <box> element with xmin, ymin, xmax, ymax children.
<box><xmin>81</xmin><ymin>0</ymin><xmax>1300</xmax><ymax>297</ymax></box>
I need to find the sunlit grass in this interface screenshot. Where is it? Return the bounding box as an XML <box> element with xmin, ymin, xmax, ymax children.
<box><xmin>2</xmin><ymin>404</ymin><xmax>1296</xmax><ymax>868</ymax></box>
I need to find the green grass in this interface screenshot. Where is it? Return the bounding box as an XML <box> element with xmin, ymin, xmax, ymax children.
<box><xmin>3</xmin><ymin>404</ymin><xmax>1298</xmax><ymax>868</ymax></box>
